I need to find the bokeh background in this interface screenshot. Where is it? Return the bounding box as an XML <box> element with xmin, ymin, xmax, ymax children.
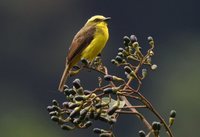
<box><xmin>1</xmin><ymin>0</ymin><xmax>200</xmax><ymax>137</ymax></box>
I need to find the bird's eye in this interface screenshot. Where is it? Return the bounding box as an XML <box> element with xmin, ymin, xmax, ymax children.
<box><xmin>93</xmin><ymin>18</ymin><xmax>101</xmax><ymax>22</ymax></box>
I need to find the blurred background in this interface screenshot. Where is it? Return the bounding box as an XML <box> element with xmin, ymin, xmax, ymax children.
<box><xmin>0</xmin><ymin>0</ymin><xmax>200</xmax><ymax>137</ymax></box>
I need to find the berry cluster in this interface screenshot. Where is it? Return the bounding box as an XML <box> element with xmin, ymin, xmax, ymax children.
<box><xmin>47</xmin><ymin>35</ymin><xmax>176</xmax><ymax>137</ymax></box>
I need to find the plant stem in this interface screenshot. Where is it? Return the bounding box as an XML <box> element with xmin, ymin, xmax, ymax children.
<box><xmin>137</xmin><ymin>92</ymin><xmax>174</xmax><ymax>137</ymax></box>
<box><xmin>119</xmin><ymin>95</ymin><xmax>152</xmax><ymax>130</ymax></box>
<box><xmin>121</xmin><ymin>105</ymin><xmax>146</xmax><ymax>109</ymax></box>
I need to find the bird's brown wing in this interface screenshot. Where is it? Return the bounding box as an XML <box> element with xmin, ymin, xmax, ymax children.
<box><xmin>67</xmin><ymin>25</ymin><xmax>96</xmax><ymax>64</ymax></box>
<box><xmin>58</xmin><ymin>25</ymin><xmax>96</xmax><ymax>92</ymax></box>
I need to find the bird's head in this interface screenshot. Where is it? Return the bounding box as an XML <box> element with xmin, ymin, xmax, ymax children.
<box><xmin>85</xmin><ymin>15</ymin><xmax>111</xmax><ymax>26</ymax></box>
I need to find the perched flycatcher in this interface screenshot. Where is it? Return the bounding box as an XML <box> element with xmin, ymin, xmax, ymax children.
<box><xmin>58</xmin><ymin>15</ymin><xmax>111</xmax><ymax>92</ymax></box>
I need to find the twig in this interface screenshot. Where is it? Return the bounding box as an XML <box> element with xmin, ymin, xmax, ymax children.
<box><xmin>120</xmin><ymin>105</ymin><xmax>146</xmax><ymax>109</ymax></box>
<box><xmin>136</xmin><ymin>92</ymin><xmax>174</xmax><ymax>137</ymax></box>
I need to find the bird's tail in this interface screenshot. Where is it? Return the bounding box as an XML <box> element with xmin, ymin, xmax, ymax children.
<box><xmin>58</xmin><ymin>65</ymin><xmax>70</xmax><ymax>92</ymax></box>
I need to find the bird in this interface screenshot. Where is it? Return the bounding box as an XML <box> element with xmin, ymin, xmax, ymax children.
<box><xmin>58</xmin><ymin>15</ymin><xmax>111</xmax><ymax>92</ymax></box>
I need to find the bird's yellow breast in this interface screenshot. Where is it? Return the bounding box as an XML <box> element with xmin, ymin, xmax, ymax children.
<box><xmin>81</xmin><ymin>22</ymin><xmax>109</xmax><ymax>61</ymax></box>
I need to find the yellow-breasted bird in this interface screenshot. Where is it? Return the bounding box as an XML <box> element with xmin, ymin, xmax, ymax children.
<box><xmin>58</xmin><ymin>15</ymin><xmax>111</xmax><ymax>92</ymax></box>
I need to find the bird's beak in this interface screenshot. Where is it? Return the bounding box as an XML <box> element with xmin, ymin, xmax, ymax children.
<box><xmin>104</xmin><ymin>17</ymin><xmax>111</xmax><ymax>22</ymax></box>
